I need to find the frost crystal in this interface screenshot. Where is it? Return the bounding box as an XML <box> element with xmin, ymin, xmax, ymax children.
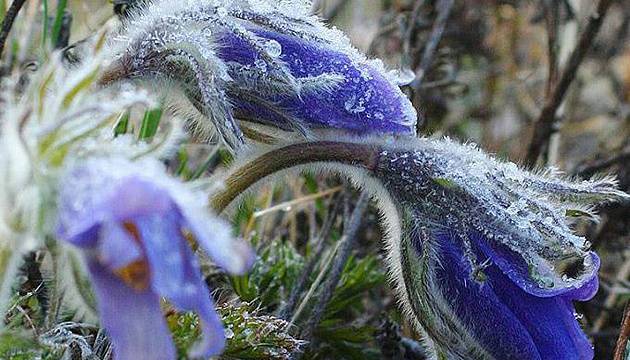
<box><xmin>363</xmin><ymin>136</ymin><xmax>628</xmax><ymax>359</ymax></box>
<box><xmin>373</xmin><ymin>137</ymin><xmax>627</xmax><ymax>294</ymax></box>
<box><xmin>105</xmin><ymin>0</ymin><xmax>417</xmax><ymax>149</ymax></box>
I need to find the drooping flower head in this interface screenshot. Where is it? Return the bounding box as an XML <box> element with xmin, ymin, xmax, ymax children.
<box><xmin>102</xmin><ymin>0</ymin><xmax>418</xmax><ymax>149</ymax></box>
<box><xmin>220</xmin><ymin>136</ymin><xmax>630</xmax><ymax>359</ymax></box>
<box><xmin>56</xmin><ymin>156</ymin><xmax>253</xmax><ymax>359</ymax></box>
<box><xmin>366</xmin><ymin>137</ymin><xmax>627</xmax><ymax>359</ymax></box>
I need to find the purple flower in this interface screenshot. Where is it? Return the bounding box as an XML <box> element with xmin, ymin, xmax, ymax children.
<box><xmin>56</xmin><ymin>157</ymin><xmax>253</xmax><ymax>360</ymax></box>
<box><xmin>363</xmin><ymin>137</ymin><xmax>629</xmax><ymax>359</ymax></box>
<box><xmin>216</xmin><ymin>28</ymin><xmax>418</xmax><ymax>136</ymax></box>
<box><xmin>106</xmin><ymin>1</ymin><xmax>417</xmax><ymax>148</ymax></box>
<box><xmin>428</xmin><ymin>231</ymin><xmax>599</xmax><ymax>360</ymax></box>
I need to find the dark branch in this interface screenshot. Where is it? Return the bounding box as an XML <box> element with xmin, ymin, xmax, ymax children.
<box><xmin>525</xmin><ymin>0</ymin><xmax>615</xmax><ymax>167</ymax></box>
<box><xmin>614</xmin><ymin>301</ymin><xmax>630</xmax><ymax>360</ymax></box>
<box><xmin>402</xmin><ymin>0</ymin><xmax>426</xmax><ymax>70</ymax></box>
<box><xmin>0</xmin><ymin>0</ymin><xmax>28</xmax><ymax>59</ymax></box>
<box><xmin>544</xmin><ymin>0</ymin><xmax>560</xmax><ymax>97</ymax></box>
<box><xmin>410</xmin><ymin>0</ymin><xmax>455</xmax><ymax>91</ymax></box>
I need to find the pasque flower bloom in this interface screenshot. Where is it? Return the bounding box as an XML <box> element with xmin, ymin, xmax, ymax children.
<box><xmin>219</xmin><ymin>137</ymin><xmax>630</xmax><ymax>359</ymax></box>
<box><xmin>56</xmin><ymin>157</ymin><xmax>253</xmax><ymax>359</ymax></box>
<box><xmin>103</xmin><ymin>0</ymin><xmax>417</xmax><ymax>148</ymax></box>
<box><xmin>369</xmin><ymin>138</ymin><xmax>626</xmax><ymax>359</ymax></box>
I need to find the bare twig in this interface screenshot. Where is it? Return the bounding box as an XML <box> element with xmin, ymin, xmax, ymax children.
<box><xmin>594</xmin><ymin>255</ymin><xmax>630</xmax><ymax>332</ymax></box>
<box><xmin>575</xmin><ymin>146</ymin><xmax>630</xmax><ymax>177</ymax></box>
<box><xmin>614</xmin><ymin>301</ymin><xmax>630</xmax><ymax>360</ymax></box>
<box><xmin>410</xmin><ymin>0</ymin><xmax>455</xmax><ymax>91</ymax></box>
<box><xmin>294</xmin><ymin>192</ymin><xmax>370</xmax><ymax>358</ymax></box>
<box><xmin>543</xmin><ymin>0</ymin><xmax>560</xmax><ymax>97</ymax></box>
<box><xmin>525</xmin><ymin>0</ymin><xmax>615</xmax><ymax>167</ymax></box>
<box><xmin>0</xmin><ymin>0</ymin><xmax>28</xmax><ymax>59</ymax></box>
<box><xmin>402</xmin><ymin>0</ymin><xmax>426</xmax><ymax>69</ymax></box>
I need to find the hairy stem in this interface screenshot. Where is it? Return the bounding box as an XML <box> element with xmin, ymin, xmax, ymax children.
<box><xmin>210</xmin><ymin>141</ymin><xmax>378</xmax><ymax>212</ymax></box>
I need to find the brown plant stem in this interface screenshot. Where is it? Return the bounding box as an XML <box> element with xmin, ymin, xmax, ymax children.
<box><xmin>614</xmin><ymin>301</ymin><xmax>630</xmax><ymax>360</ymax></box>
<box><xmin>0</xmin><ymin>0</ymin><xmax>28</xmax><ymax>59</ymax></box>
<box><xmin>544</xmin><ymin>0</ymin><xmax>560</xmax><ymax>98</ymax></box>
<box><xmin>525</xmin><ymin>0</ymin><xmax>615</xmax><ymax>167</ymax></box>
<box><xmin>210</xmin><ymin>141</ymin><xmax>378</xmax><ymax>212</ymax></box>
<box><xmin>410</xmin><ymin>0</ymin><xmax>455</xmax><ymax>91</ymax></box>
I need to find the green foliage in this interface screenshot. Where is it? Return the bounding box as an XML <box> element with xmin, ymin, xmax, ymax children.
<box><xmin>138</xmin><ymin>106</ymin><xmax>164</xmax><ymax>140</ymax></box>
<box><xmin>113</xmin><ymin>111</ymin><xmax>130</xmax><ymax>136</ymax></box>
<box><xmin>324</xmin><ymin>256</ymin><xmax>385</xmax><ymax>319</ymax></box>
<box><xmin>168</xmin><ymin>303</ymin><xmax>304</xmax><ymax>360</ymax></box>
<box><xmin>230</xmin><ymin>231</ymin><xmax>386</xmax><ymax>360</ymax></box>
<box><xmin>231</xmin><ymin>240</ymin><xmax>304</xmax><ymax>309</ymax></box>
<box><xmin>307</xmin><ymin>256</ymin><xmax>385</xmax><ymax>360</ymax></box>
<box><xmin>0</xmin><ymin>332</ymin><xmax>40</xmax><ymax>360</ymax></box>
<box><xmin>50</xmin><ymin>0</ymin><xmax>68</xmax><ymax>47</ymax></box>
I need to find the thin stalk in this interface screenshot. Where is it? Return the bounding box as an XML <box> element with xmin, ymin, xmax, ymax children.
<box><xmin>296</xmin><ymin>192</ymin><xmax>370</xmax><ymax>357</ymax></box>
<box><xmin>614</xmin><ymin>301</ymin><xmax>630</xmax><ymax>360</ymax></box>
<box><xmin>277</xmin><ymin>196</ymin><xmax>343</xmax><ymax>321</ymax></box>
<box><xmin>50</xmin><ymin>0</ymin><xmax>67</xmax><ymax>48</ymax></box>
<box><xmin>210</xmin><ymin>141</ymin><xmax>378</xmax><ymax>212</ymax></box>
<box><xmin>41</xmin><ymin>0</ymin><xmax>47</xmax><ymax>46</ymax></box>
<box><xmin>0</xmin><ymin>0</ymin><xmax>27</xmax><ymax>58</ymax></box>
<box><xmin>525</xmin><ymin>0</ymin><xmax>615</xmax><ymax>166</ymax></box>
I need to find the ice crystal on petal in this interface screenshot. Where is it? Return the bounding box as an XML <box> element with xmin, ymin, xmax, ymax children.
<box><xmin>105</xmin><ymin>0</ymin><xmax>417</xmax><ymax>149</ymax></box>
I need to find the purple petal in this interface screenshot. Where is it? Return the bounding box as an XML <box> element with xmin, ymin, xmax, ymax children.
<box><xmin>181</xmin><ymin>209</ymin><xmax>254</xmax><ymax>275</ymax></box>
<box><xmin>86</xmin><ymin>260</ymin><xmax>175</xmax><ymax>360</ymax></box>
<box><xmin>97</xmin><ymin>222</ymin><xmax>143</xmax><ymax>271</ymax></box>
<box><xmin>134</xmin><ymin>213</ymin><xmax>188</xmax><ymax>296</ymax></box>
<box><xmin>135</xmin><ymin>213</ymin><xmax>226</xmax><ymax>357</ymax></box>
<box><xmin>107</xmin><ymin>177</ymin><xmax>174</xmax><ymax>220</ymax></box>
<box><xmin>217</xmin><ymin>29</ymin><xmax>417</xmax><ymax>135</ymax></box>
<box><xmin>56</xmin><ymin>159</ymin><xmax>174</xmax><ymax>243</ymax></box>
<box><xmin>433</xmin><ymin>232</ymin><xmax>594</xmax><ymax>359</ymax></box>
<box><xmin>474</xmin><ymin>234</ymin><xmax>600</xmax><ymax>299</ymax></box>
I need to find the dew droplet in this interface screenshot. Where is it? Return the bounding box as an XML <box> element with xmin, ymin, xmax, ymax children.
<box><xmin>263</xmin><ymin>39</ymin><xmax>282</xmax><ymax>58</ymax></box>
<box><xmin>390</xmin><ymin>68</ymin><xmax>416</xmax><ymax>86</ymax></box>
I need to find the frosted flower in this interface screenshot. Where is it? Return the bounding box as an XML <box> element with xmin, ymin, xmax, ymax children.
<box><xmin>365</xmin><ymin>137</ymin><xmax>629</xmax><ymax>359</ymax></box>
<box><xmin>226</xmin><ymin>136</ymin><xmax>629</xmax><ymax>359</ymax></box>
<box><xmin>102</xmin><ymin>0</ymin><xmax>417</xmax><ymax>149</ymax></box>
<box><xmin>56</xmin><ymin>157</ymin><xmax>253</xmax><ymax>359</ymax></box>
<box><xmin>0</xmin><ymin>49</ymin><xmax>153</xmax><ymax>324</ymax></box>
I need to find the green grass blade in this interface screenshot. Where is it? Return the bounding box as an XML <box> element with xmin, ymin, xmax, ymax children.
<box><xmin>42</xmin><ymin>0</ymin><xmax>49</xmax><ymax>47</ymax></box>
<box><xmin>0</xmin><ymin>0</ymin><xmax>6</xmax><ymax>22</ymax></box>
<box><xmin>50</xmin><ymin>0</ymin><xmax>67</xmax><ymax>48</ymax></box>
<box><xmin>138</xmin><ymin>106</ymin><xmax>163</xmax><ymax>140</ymax></box>
<box><xmin>113</xmin><ymin>111</ymin><xmax>130</xmax><ymax>136</ymax></box>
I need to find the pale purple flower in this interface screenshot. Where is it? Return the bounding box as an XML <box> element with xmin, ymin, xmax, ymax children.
<box><xmin>56</xmin><ymin>157</ymin><xmax>253</xmax><ymax>359</ymax></box>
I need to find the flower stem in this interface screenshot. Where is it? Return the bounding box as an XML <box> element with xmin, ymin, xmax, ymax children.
<box><xmin>210</xmin><ymin>141</ymin><xmax>379</xmax><ymax>212</ymax></box>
